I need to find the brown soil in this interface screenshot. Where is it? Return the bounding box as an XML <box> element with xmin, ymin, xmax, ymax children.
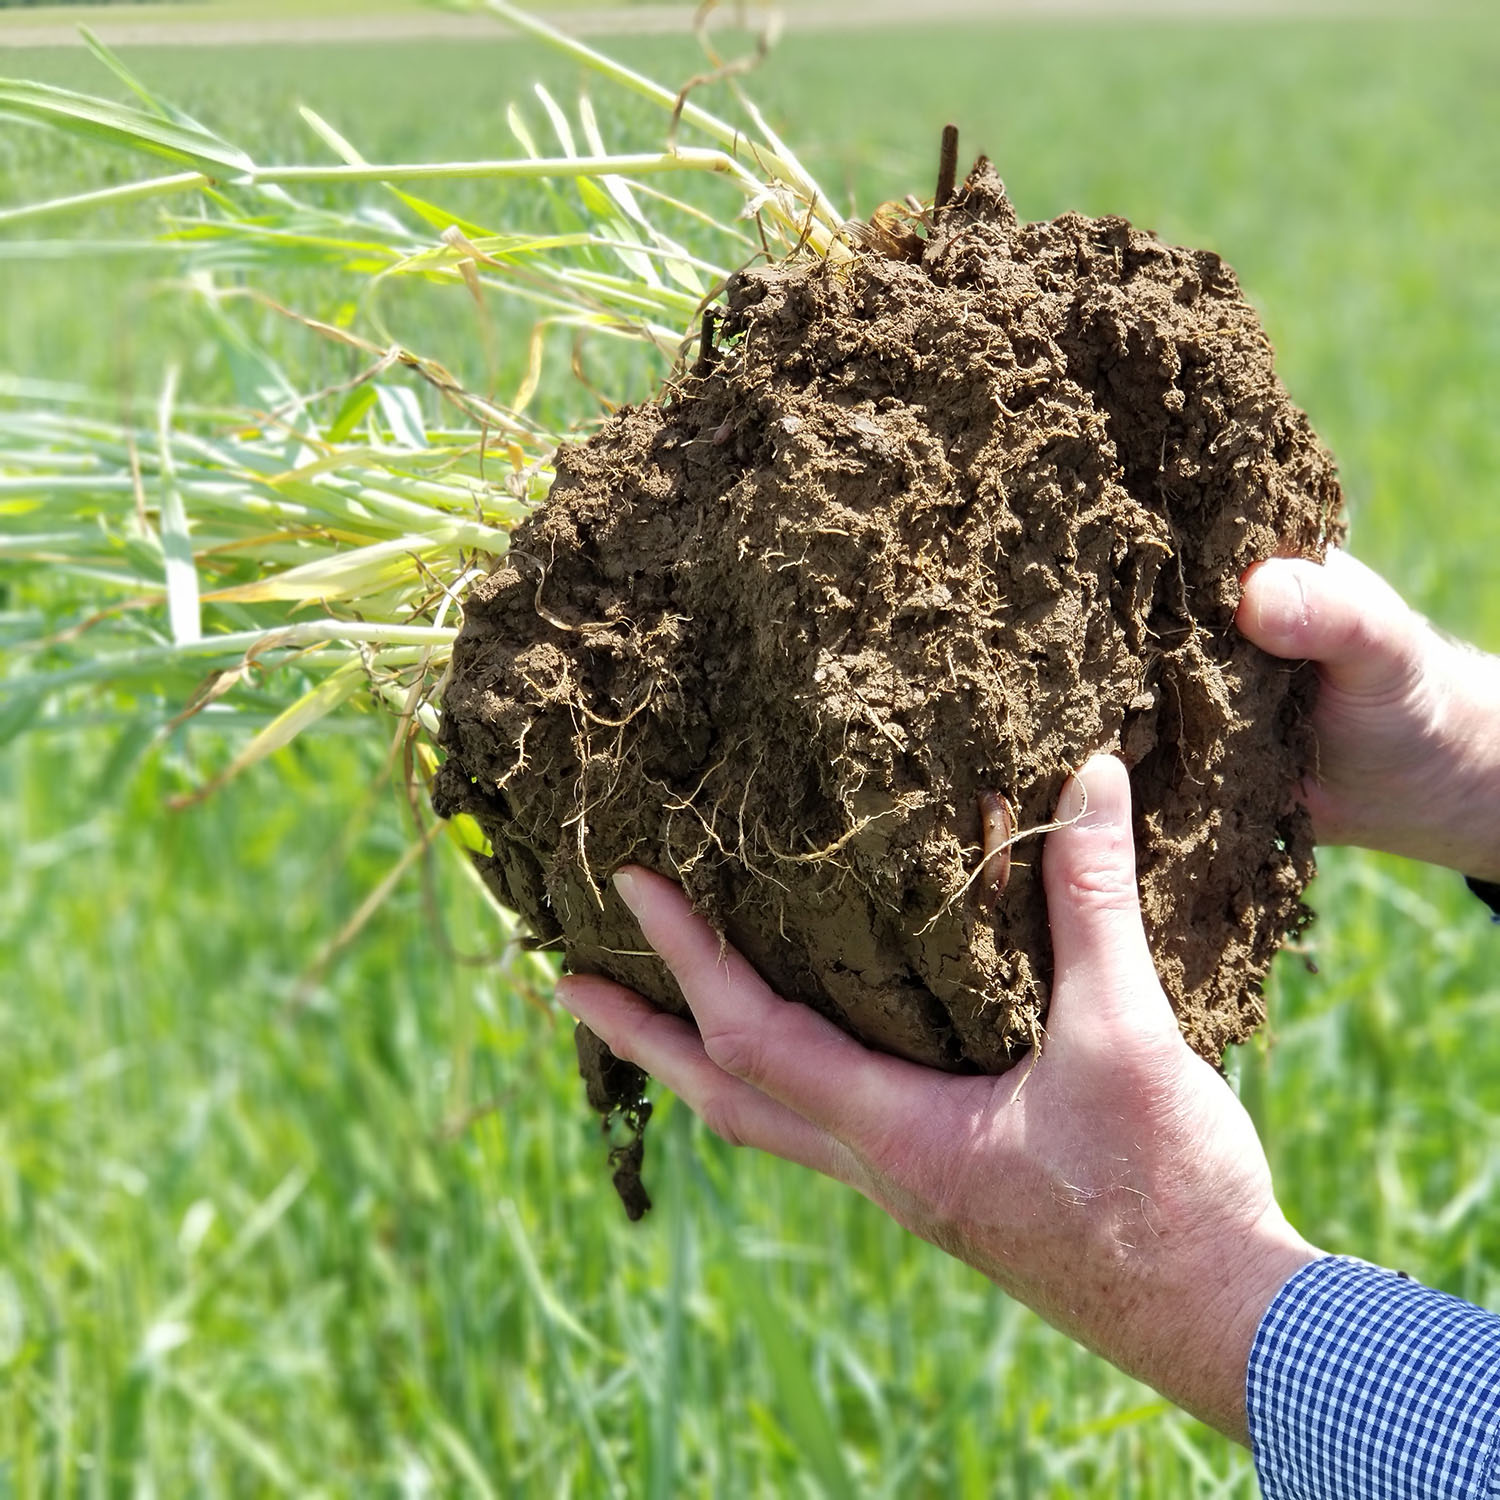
<box><xmin>433</xmin><ymin>162</ymin><xmax>1343</xmax><ymax>1215</ymax></box>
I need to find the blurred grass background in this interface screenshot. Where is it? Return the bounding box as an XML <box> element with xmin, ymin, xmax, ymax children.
<box><xmin>3</xmin><ymin>6</ymin><xmax>1499</xmax><ymax>1495</ymax></box>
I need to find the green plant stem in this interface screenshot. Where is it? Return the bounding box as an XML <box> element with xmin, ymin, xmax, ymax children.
<box><xmin>0</xmin><ymin>172</ymin><xmax>208</xmax><ymax>229</ymax></box>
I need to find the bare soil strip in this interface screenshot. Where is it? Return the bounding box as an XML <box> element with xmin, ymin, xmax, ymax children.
<box><xmin>0</xmin><ymin>0</ymin><xmax>1420</xmax><ymax>50</ymax></box>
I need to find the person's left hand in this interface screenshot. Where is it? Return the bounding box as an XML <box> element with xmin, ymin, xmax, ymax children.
<box><xmin>558</xmin><ymin>754</ymin><xmax>1318</xmax><ymax>1444</ymax></box>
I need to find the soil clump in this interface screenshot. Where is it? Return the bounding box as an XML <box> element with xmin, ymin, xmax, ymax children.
<box><xmin>433</xmin><ymin>162</ymin><xmax>1343</xmax><ymax>1215</ymax></box>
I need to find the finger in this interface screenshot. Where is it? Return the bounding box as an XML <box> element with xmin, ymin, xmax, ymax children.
<box><xmin>1236</xmin><ymin>551</ymin><xmax>1424</xmax><ymax>698</ymax></box>
<box><xmin>1041</xmin><ymin>754</ymin><xmax>1177</xmax><ymax>1045</ymax></box>
<box><xmin>611</xmin><ymin>866</ymin><xmax>927</xmax><ymax>1143</ymax></box>
<box><xmin>557</xmin><ymin>974</ymin><xmax>849</xmax><ymax>1179</ymax></box>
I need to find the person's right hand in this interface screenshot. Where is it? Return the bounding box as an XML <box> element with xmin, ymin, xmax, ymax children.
<box><xmin>559</xmin><ymin>756</ymin><xmax>1318</xmax><ymax>1445</ymax></box>
<box><xmin>1237</xmin><ymin>550</ymin><xmax>1500</xmax><ymax>882</ymax></box>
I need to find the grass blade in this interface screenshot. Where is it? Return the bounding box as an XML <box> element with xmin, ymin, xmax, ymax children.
<box><xmin>728</xmin><ymin>1235</ymin><xmax>858</xmax><ymax>1500</ymax></box>
<box><xmin>173</xmin><ymin>661</ymin><xmax>367</xmax><ymax>805</ymax></box>
<box><xmin>156</xmin><ymin>369</ymin><xmax>203</xmax><ymax>646</ymax></box>
<box><xmin>0</xmin><ymin>77</ymin><xmax>252</xmax><ymax>173</ymax></box>
<box><xmin>499</xmin><ymin>1201</ymin><xmax>626</xmax><ymax>1498</ymax></box>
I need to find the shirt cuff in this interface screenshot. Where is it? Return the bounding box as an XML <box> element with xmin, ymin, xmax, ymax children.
<box><xmin>1247</xmin><ymin>1255</ymin><xmax>1500</xmax><ymax>1499</ymax></box>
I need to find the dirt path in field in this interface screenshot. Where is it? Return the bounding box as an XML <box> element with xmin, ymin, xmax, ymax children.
<box><xmin>0</xmin><ymin>0</ymin><xmax>1420</xmax><ymax>49</ymax></box>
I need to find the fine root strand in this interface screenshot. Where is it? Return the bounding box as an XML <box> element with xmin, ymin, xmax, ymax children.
<box><xmin>918</xmin><ymin>774</ymin><xmax>1089</xmax><ymax>936</ymax></box>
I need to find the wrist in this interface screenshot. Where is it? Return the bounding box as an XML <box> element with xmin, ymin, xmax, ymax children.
<box><xmin>1111</xmin><ymin>1206</ymin><xmax>1320</xmax><ymax>1445</ymax></box>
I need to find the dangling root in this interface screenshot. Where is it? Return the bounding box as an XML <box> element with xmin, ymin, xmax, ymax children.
<box><xmin>575</xmin><ymin>1022</ymin><xmax>654</xmax><ymax>1220</ymax></box>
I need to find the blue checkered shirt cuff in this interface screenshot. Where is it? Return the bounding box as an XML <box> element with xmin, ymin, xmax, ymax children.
<box><xmin>1247</xmin><ymin>1255</ymin><xmax>1500</xmax><ymax>1498</ymax></box>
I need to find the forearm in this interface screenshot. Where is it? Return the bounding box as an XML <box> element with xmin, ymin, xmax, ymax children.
<box><xmin>981</xmin><ymin>1205</ymin><xmax>1319</xmax><ymax>1446</ymax></box>
<box><xmin>1118</xmin><ymin>1217</ymin><xmax>1320</xmax><ymax>1445</ymax></box>
<box><xmin>938</xmin><ymin>1141</ymin><xmax>1321</xmax><ymax>1448</ymax></box>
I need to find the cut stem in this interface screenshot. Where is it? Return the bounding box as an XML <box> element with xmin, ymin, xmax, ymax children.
<box><xmin>935</xmin><ymin>124</ymin><xmax>959</xmax><ymax>212</ymax></box>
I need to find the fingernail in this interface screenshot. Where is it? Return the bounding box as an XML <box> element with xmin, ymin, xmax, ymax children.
<box><xmin>1055</xmin><ymin>773</ymin><xmax>1087</xmax><ymax>824</ymax></box>
<box><xmin>1252</xmin><ymin>565</ymin><xmax>1308</xmax><ymax>642</ymax></box>
<box><xmin>612</xmin><ymin>867</ymin><xmax>642</xmax><ymax>911</ymax></box>
<box><xmin>1056</xmin><ymin>755</ymin><xmax>1130</xmax><ymax>830</ymax></box>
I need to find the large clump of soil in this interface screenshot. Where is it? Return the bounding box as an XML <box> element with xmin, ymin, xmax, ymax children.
<box><xmin>433</xmin><ymin>162</ymin><xmax>1343</xmax><ymax>1214</ymax></box>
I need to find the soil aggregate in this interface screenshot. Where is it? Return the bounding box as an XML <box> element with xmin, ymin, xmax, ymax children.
<box><xmin>432</xmin><ymin>162</ymin><xmax>1344</xmax><ymax>1216</ymax></box>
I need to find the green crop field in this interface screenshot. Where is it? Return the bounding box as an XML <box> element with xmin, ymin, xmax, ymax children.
<box><xmin>3</xmin><ymin>10</ymin><xmax>1499</xmax><ymax>1496</ymax></box>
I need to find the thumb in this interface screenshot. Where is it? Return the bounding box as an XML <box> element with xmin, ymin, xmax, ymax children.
<box><xmin>1041</xmin><ymin>754</ymin><xmax>1177</xmax><ymax>1046</ymax></box>
<box><xmin>1236</xmin><ymin>551</ymin><xmax>1424</xmax><ymax>699</ymax></box>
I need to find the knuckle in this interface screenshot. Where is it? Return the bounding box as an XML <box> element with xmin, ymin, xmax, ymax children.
<box><xmin>616</xmin><ymin>1005</ymin><xmax>674</xmax><ymax>1065</ymax></box>
<box><xmin>602</xmin><ymin>1003</ymin><xmax>690</xmax><ymax>1078</ymax></box>
<box><xmin>1331</xmin><ymin>596</ymin><xmax>1425</xmax><ymax>693</ymax></box>
<box><xmin>1329</xmin><ymin>601</ymin><xmax>1376</xmax><ymax>655</ymax></box>
<box><xmin>697</xmin><ymin>1092</ymin><xmax>750</xmax><ymax>1149</ymax></box>
<box><xmin>701</xmin><ymin>1022</ymin><xmax>767</xmax><ymax>1086</ymax></box>
<box><xmin>1054</xmin><ymin>857</ymin><xmax>1140</xmax><ymax>916</ymax></box>
<box><xmin>1064</xmin><ymin>976</ymin><xmax>1182</xmax><ymax>1056</ymax></box>
<box><xmin>1350</xmin><ymin>612</ymin><xmax>1404</xmax><ymax>672</ymax></box>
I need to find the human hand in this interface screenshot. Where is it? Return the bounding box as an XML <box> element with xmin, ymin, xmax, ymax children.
<box><xmin>558</xmin><ymin>755</ymin><xmax>1318</xmax><ymax>1444</ymax></box>
<box><xmin>1238</xmin><ymin>550</ymin><xmax>1500</xmax><ymax>881</ymax></box>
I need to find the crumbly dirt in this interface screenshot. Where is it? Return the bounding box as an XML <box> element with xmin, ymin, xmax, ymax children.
<box><xmin>432</xmin><ymin>162</ymin><xmax>1343</xmax><ymax>1215</ymax></box>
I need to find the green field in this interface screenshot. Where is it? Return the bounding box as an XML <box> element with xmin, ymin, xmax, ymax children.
<box><xmin>0</xmin><ymin>0</ymin><xmax>672</xmax><ymax>37</ymax></box>
<box><xmin>0</xmin><ymin>0</ymin><xmax>423</xmax><ymax>29</ymax></box>
<box><xmin>4</xmin><ymin>10</ymin><xmax>1500</xmax><ymax>1496</ymax></box>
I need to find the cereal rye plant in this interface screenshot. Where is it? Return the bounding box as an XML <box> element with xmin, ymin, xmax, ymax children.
<box><xmin>0</xmin><ymin>1</ymin><xmax>850</xmax><ymax>937</ymax></box>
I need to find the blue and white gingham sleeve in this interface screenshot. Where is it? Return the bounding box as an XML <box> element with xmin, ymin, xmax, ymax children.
<box><xmin>1247</xmin><ymin>1255</ymin><xmax>1500</xmax><ymax>1498</ymax></box>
